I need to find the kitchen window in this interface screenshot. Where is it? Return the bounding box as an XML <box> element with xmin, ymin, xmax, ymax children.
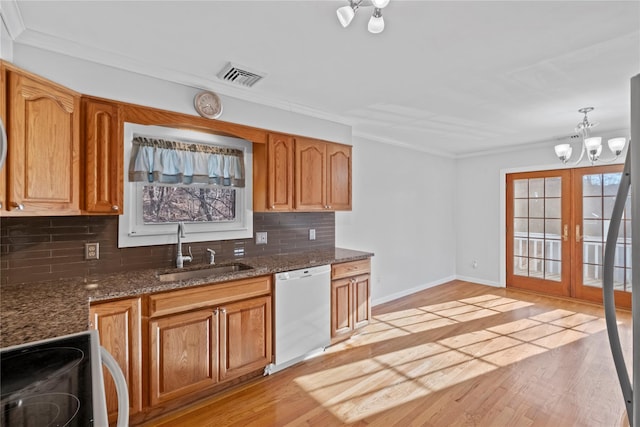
<box><xmin>118</xmin><ymin>123</ymin><xmax>253</xmax><ymax>248</ymax></box>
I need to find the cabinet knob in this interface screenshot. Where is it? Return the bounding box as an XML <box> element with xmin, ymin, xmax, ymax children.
<box><xmin>111</xmin><ymin>205</ymin><xmax>119</xmax><ymax>212</ymax></box>
<box><xmin>220</xmin><ymin>308</ymin><xmax>227</xmax><ymax>314</ymax></box>
<box><xmin>271</xmin><ymin>205</ymin><xmax>275</xmax><ymax>209</ymax></box>
<box><xmin>12</xmin><ymin>202</ymin><xmax>24</xmax><ymax>211</ymax></box>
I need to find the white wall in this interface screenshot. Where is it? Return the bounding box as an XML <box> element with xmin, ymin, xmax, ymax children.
<box><xmin>336</xmin><ymin>137</ymin><xmax>457</xmax><ymax>305</ymax></box>
<box><xmin>455</xmin><ymin>137</ymin><xmax>628</xmax><ymax>287</ymax></box>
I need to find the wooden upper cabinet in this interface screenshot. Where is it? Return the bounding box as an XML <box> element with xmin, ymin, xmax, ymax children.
<box><xmin>254</xmin><ymin>133</ymin><xmax>294</xmax><ymax>212</ymax></box>
<box><xmin>326</xmin><ymin>143</ymin><xmax>352</xmax><ymax>211</ymax></box>
<box><xmin>295</xmin><ymin>137</ymin><xmax>327</xmax><ymax>210</ymax></box>
<box><xmin>82</xmin><ymin>97</ymin><xmax>123</xmax><ymax>214</ymax></box>
<box><xmin>295</xmin><ymin>138</ymin><xmax>352</xmax><ymax>211</ymax></box>
<box><xmin>5</xmin><ymin>68</ymin><xmax>80</xmax><ymax>215</ymax></box>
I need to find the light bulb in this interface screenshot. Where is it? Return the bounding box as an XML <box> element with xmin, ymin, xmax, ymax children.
<box><xmin>584</xmin><ymin>137</ymin><xmax>602</xmax><ymax>151</ymax></box>
<box><xmin>607</xmin><ymin>137</ymin><xmax>626</xmax><ymax>155</ymax></box>
<box><xmin>372</xmin><ymin>0</ymin><xmax>390</xmax><ymax>8</ymax></box>
<box><xmin>368</xmin><ymin>8</ymin><xmax>384</xmax><ymax>33</ymax></box>
<box><xmin>337</xmin><ymin>5</ymin><xmax>355</xmax><ymax>27</ymax></box>
<box><xmin>554</xmin><ymin>144</ymin><xmax>572</xmax><ymax>163</ymax></box>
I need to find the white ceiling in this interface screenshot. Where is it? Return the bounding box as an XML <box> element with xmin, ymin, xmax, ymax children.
<box><xmin>2</xmin><ymin>0</ymin><xmax>639</xmax><ymax>157</ymax></box>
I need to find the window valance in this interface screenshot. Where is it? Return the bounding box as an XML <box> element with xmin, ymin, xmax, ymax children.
<box><xmin>128</xmin><ymin>136</ymin><xmax>245</xmax><ymax>187</ymax></box>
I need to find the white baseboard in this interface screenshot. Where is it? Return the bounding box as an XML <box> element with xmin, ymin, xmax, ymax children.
<box><xmin>372</xmin><ymin>275</ymin><xmax>456</xmax><ymax>307</ymax></box>
<box><xmin>455</xmin><ymin>275</ymin><xmax>503</xmax><ymax>288</ymax></box>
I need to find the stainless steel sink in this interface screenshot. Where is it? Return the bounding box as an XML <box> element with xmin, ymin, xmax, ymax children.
<box><xmin>157</xmin><ymin>263</ymin><xmax>253</xmax><ymax>282</ymax></box>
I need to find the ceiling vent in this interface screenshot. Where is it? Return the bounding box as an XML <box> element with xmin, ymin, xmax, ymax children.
<box><xmin>217</xmin><ymin>62</ymin><xmax>265</xmax><ymax>88</ymax></box>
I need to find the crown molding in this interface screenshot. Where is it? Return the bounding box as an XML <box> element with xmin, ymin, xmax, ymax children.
<box><xmin>0</xmin><ymin>0</ymin><xmax>25</xmax><ymax>39</ymax></box>
<box><xmin>10</xmin><ymin>25</ymin><xmax>354</xmax><ymax>129</ymax></box>
<box><xmin>352</xmin><ymin>130</ymin><xmax>455</xmax><ymax>159</ymax></box>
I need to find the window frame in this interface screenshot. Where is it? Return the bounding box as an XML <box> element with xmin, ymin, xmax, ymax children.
<box><xmin>118</xmin><ymin>123</ymin><xmax>253</xmax><ymax>248</ymax></box>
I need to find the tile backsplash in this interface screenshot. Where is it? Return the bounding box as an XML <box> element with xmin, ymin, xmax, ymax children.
<box><xmin>0</xmin><ymin>212</ymin><xmax>335</xmax><ymax>286</ymax></box>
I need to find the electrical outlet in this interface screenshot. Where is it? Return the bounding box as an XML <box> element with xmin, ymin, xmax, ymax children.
<box><xmin>255</xmin><ymin>232</ymin><xmax>268</xmax><ymax>245</ymax></box>
<box><xmin>85</xmin><ymin>242</ymin><xmax>100</xmax><ymax>260</ymax></box>
<box><xmin>309</xmin><ymin>229</ymin><xmax>316</xmax><ymax>240</ymax></box>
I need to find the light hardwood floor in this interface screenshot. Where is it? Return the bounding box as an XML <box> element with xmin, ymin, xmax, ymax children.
<box><xmin>143</xmin><ymin>280</ymin><xmax>632</xmax><ymax>427</ymax></box>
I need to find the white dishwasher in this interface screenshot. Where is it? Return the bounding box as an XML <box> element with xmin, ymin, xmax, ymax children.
<box><xmin>267</xmin><ymin>264</ymin><xmax>331</xmax><ymax>374</ymax></box>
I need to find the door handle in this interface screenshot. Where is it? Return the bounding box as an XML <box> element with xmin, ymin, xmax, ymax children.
<box><xmin>563</xmin><ymin>224</ymin><xmax>568</xmax><ymax>241</ymax></box>
<box><xmin>576</xmin><ymin>224</ymin><xmax>582</xmax><ymax>242</ymax></box>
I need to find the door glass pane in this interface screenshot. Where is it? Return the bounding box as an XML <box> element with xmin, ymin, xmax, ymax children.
<box><xmin>529</xmin><ymin>199</ymin><xmax>544</xmax><ymax>218</ymax></box>
<box><xmin>583</xmin><ymin>197</ymin><xmax>602</xmax><ymax>219</ymax></box>
<box><xmin>583</xmin><ymin>219</ymin><xmax>602</xmax><ymax>241</ymax></box>
<box><xmin>603</xmin><ymin>173</ymin><xmax>621</xmax><ymax>196</ymax></box>
<box><xmin>545</xmin><ymin>260</ymin><xmax>561</xmax><ymax>282</ymax></box>
<box><xmin>583</xmin><ymin>175</ymin><xmax>602</xmax><ymax>196</ymax></box>
<box><xmin>545</xmin><ymin>198</ymin><xmax>561</xmax><ymax>218</ymax></box>
<box><xmin>545</xmin><ymin>219</ymin><xmax>561</xmax><ymax>239</ymax></box>
<box><xmin>514</xmin><ymin>199</ymin><xmax>528</xmax><ymax>217</ymax></box>
<box><xmin>511</xmin><ymin>176</ymin><xmax>563</xmax><ymax>281</ymax></box>
<box><xmin>581</xmin><ymin>171</ymin><xmax>631</xmax><ymax>292</ymax></box>
<box><xmin>529</xmin><ymin>179</ymin><xmax>544</xmax><ymax>198</ymax></box>
<box><xmin>545</xmin><ymin>177</ymin><xmax>562</xmax><ymax>198</ymax></box>
<box><xmin>603</xmin><ymin>197</ymin><xmax>616</xmax><ymax>219</ymax></box>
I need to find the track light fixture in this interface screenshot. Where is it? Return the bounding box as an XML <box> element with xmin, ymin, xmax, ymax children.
<box><xmin>337</xmin><ymin>0</ymin><xmax>390</xmax><ymax>34</ymax></box>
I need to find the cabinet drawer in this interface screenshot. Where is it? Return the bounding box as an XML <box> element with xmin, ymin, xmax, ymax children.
<box><xmin>332</xmin><ymin>259</ymin><xmax>371</xmax><ymax>280</ymax></box>
<box><xmin>149</xmin><ymin>275</ymin><xmax>271</xmax><ymax>318</ymax></box>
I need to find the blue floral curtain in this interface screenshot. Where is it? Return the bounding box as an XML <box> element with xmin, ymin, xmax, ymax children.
<box><xmin>128</xmin><ymin>136</ymin><xmax>245</xmax><ymax>187</ymax></box>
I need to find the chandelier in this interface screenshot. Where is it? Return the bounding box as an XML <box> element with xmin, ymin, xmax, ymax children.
<box><xmin>554</xmin><ymin>107</ymin><xmax>627</xmax><ymax>165</ymax></box>
<box><xmin>336</xmin><ymin>0</ymin><xmax>390</xmax><ymax>34</ymax></box>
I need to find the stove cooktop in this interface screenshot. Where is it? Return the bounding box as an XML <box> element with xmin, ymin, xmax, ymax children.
<box><xmin>1</xmin><ymin>332</ymin><xmax>104</xmax><ymax>427</ymax></box>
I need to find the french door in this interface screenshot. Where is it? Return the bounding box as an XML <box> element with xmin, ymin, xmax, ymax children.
<box><xmin>506</xmin><ymin>165</ymin><xmax>631</xmax><ymax>307</ymax></box>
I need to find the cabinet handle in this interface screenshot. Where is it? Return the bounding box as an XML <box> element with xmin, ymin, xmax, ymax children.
<box><xmin>12</xmin><ymin>202</ymin><xmax>24</xmax><ymax>211</ymax></box>
<box><xmin>111</xmin><ymin>205</ymin><xmax>119</xmax><ymax>212</ymax></box>
<box><xmin>576</xmin><ymin>224</ymin><xmax>582</xmax><ymax>243</ymax></box>
<box><xmin>562</xmin><ymin>224</ymin><xmax>568</xmax><ymax>241</ymax></box>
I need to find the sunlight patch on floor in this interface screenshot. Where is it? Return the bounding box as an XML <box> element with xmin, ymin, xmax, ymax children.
<box><xmin>295</xmin><ymin>294</ymin><xmax>607</xmax><ymax>423</ymax></box>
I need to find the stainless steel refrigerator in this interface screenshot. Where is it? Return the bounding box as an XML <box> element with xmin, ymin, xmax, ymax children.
<box><xmin>604</xmin><ymin>73</ymin><xmax>640</xmax><ymax>426</ymax></box>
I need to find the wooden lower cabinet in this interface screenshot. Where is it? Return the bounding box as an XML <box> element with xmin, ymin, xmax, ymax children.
<box><xmin>149</xmin><ymin>309</ymin><xmax>219</xmax><ymax>406</ymax></box>
<box><xmin>219</xmin><ymin>296</ymin><xmax>272</xmax><ymax>381</ymax></box>
<box><xmin>89</xmin><ymin>298</ymin><xmax>142</xmax><ymax>424</ymax></box>
<box><xmin>146</xmin><ymin>276</ymin><xmax>272</xmax><ymax>412</ymax></box>
<box><xmin>331</xmin><ymin>259</ymin><xmax>371</xmax><ymax>344</ymax></box>
<box><xmin>149</xmin><ymin>295</ymin><xmax>272</xmax><ymax>406</ymax></box>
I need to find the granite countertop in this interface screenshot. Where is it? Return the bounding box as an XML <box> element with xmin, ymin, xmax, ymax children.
<box><xmin>0</xmin><ymin>247</ymin><xmax>373</xmax><ymax>348</ymax></box>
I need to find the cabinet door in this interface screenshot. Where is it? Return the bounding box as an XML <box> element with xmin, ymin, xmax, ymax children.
<box><xmin>149</xmin><ymin>309</ymin><xmax>218</xmax><ymax>406</ymax></box>
<box><xmin>83</xmin><ymin>98</ymin><xmax>123</xmax><ymax>214</ymax></box>
<box><xmin>267</xmin><ymin>133</ymin><xmax>294</xmax><ymax>211</ymax></box>
<box><xmin>353</xmin><ymin>274</ymin><xmax>371</xmax><ymax>329</ymax></box>
<box><xmin>6</xmin><ymin>70</ymin><xmax>80</xmax><ymax>214</ymax></box>
<box><xmin>331</xmin><ymin>277</ymin><xmax>354</xmax><ymax>340</ymax></box>
<box><xmin>295</xmin><ymin>138</ymin><xmax>326</xmax><ymax>210</ymax></box>
<box><xmin>219</xmin><ymin>296</ymin><xmax>272</xmax><ymax>382</ymax></box>
<box><xmin>326</xmin><ymin>143</ymin><xmax>351</xmax><ymax>211</ymax></box>
<box><xmin>90</xmin><ymin>298</ymin><xmax>142</xmax><ymax>423</ymax></box>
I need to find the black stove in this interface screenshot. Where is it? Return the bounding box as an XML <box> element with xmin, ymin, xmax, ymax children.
<box><xmin>1</xmin><ymin>331</ymin><xmax>107</xmax><ymax>427</ymax></box>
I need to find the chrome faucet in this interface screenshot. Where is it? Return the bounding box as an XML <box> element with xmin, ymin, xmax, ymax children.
<box><xmin>176</xmin><ymin>222</ymin><xmax>192</xmax><ymax>268</ymax></box>
<box><xmin>206</xmin><ymin>249</ymin><xmax>216</xmax><ymax>265</ymax></box>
